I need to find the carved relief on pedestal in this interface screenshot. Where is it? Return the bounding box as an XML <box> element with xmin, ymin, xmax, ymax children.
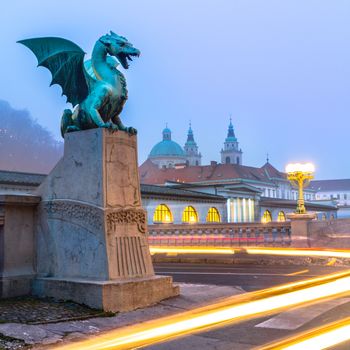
<box><xmin>106</xmin><ymin>208</ymin><xmax>153</xmax><ymax>279</ymax></box>
<box><xmin>105</xmin><ymin>135</ymin><xmax>141</xmax><ymax>208</ymax></box>
<box><xmin>106</xmin><ymin>208</ymin><xmax>147</xmax><ymax>234</ymax></box>
<box><xmin>42</xmin><ymin>200</ymin><xmax>103</xmax><ymax>231</ymax></box>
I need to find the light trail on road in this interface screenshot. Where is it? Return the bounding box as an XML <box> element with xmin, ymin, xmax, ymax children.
<box><xmin>245</xmin><ymin>247</ymin><xmax>350</xmax><ymax>259</ymax></box>
<box><xmin>259</xmin><ymin>316</ymin><xmax>350</xmax><ymax>350</ymax></box>
<box><xmin>55</xmin><ymin>269</ymin><xmax>350</xmax><ymax>350</ymax></box>
<box><xmin>150</xmin><ymin>246</ymin><xmax>235</xmax><ymax>255</ymax></box>
<box><xmin>149</xmin><ymin>245</ymin><xmax>350</xmax><ymax>259</ymax></box>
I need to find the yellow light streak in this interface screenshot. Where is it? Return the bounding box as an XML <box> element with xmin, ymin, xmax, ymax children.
<box><xmin>285</xmin><ymin>269</ymin><xmax>309</xmax><ymax>276</ymax></box>
<box><xmin>149</xmin><ymin>246</ymin><xmax>350</xmax><ymax>259</ymax></box>
<box><xmin>245</xmin><ymin>247</ymin><xmax>350</xmax><ymax>259</ymax></box>
<box><xmin>150</xmin><ymin>246</ymin><xmax>235</xmax><ymax>255</ymax></box>
<box><xmin>259</xmin><ymin>317</ymin><xmax>350</xmax><ymax>350</ymax></box>
<box><xmin>54</xmin><ymin>270</ymin><xmax>350</xmax><ymax>350</ymax></box>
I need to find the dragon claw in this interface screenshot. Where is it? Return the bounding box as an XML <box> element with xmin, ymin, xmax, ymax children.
<box><xmin>101</xmin><ymin>122</ymin><xmax>119</xmax><ymax>132</ymax></box>
<box><xmin>127</xmin><ymin>127</ymin><xmax>137</xmax><ymax>135</ymax></box>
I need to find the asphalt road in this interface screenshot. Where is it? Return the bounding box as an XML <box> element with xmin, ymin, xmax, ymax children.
<box><xmin>150</xmin><ymin>263</ymin><xmax>350</xmax><ymax>349</ymax></box>
<box><xmin>154</xmin><ymin>262</ymin><xmax>347</xmax><ymax>292</ymax></box>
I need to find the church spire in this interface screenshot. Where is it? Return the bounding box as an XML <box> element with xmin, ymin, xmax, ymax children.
<box><xmin>226</xmin><ymin>118</ymin><xmax>237</xmax><ymax>141</ymax></box>
<box><xmin>184</xmin><ymin>121</ymin><xmax>201</xmax><ymax>166</ymax></box>
<box><xmin>221</xmin><ymin>117</ymin><xmax>242</xmax><ymax>165</ymax></box>
<box><xmin>186</xmin><ymin>121</ymin><xmax>195</xmax><ymax>142</ymax></box>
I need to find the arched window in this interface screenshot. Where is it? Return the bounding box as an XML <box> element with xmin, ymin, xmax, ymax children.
<box><xmin>206</xmin><ymin>207</ymin><xmax>221</xmax><ymax>222</ymax></box>
<box><xmin>225</xmin><ymin>156</ymin><xmax>230</xmax><ymax>164</ymax></box>
<box><xmin>261</xmin><ymin>210</ymin><xmax>272</xmax><ymax>223</ymax></box>
<box><xmin>195</xmin><ymin>160</ymin><xmax>199</xmax><ymax>166</ymax></box>
<box><xmin>153</xmin><ymin>204</ymin><xmax>173</xmax><ymax>223</ymax></box>
<box><xmin>330</xmin><ymin>214</ymin><xmax>335</xmax><ymax>220</ymax></box>
<box><xmin>182</xmin><ymin>206</ymin><xmax>198</xmax><ymax>223</ymax></box>
<box><xmin>236</xmin><ymin>157</ymin><xmax>240</xmax><ymax>165</ymax></box>
<box><xmin>277</xmin><ymin>211</ymin><xmax>286</xmax><ymax>222</ymax></box>
<box><xmin>322</xmin><ymin>213</ymin><xmax>327</xmax><ymax>221</ymax></box>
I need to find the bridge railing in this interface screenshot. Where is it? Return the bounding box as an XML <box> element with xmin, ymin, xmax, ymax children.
<box><xmin>148</xmin><ymin>222</ymin><xmax>291</xmax><ymax>247</ymax></box>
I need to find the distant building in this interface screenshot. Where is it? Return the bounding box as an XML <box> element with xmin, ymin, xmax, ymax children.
<box><xmin>184</xmin><ymin>123</ymin><xmax>201</xmax><ymax>166</ymax></box>
<box><xmin>138</xmin><ymin>119</ymin><xmax>339</xmax><ymax>223</ymax></box>
<box><xmin>139</xmin><ymin>159</ymin><xmax>335</xmax><ymax>223</ymax></box>
<box><xmin>0</xmin><ymin>120</ymin><xmax>340</xmax><ymax>225</ymax></box>
<box><xmin>310</xmin><ymin>179</ymin><xmax>350</xmax><ymax>218</ymax></box>
<box><xmin>148</xmin><ymin>126</ymin><xmax>187</xmax><ymax>169</ymax></box>
<box><xmin>220</xmin><ymin>119</ymin><xmax>243</xmax><ymax>165</ymax></box>
<box><xmin>0</xmin><ymin>170</ymin><xmax>226</xmax><ymax>225</ymax></box>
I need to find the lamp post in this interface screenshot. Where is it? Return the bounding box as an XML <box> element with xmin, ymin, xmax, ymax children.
<box><xmin>285</xmin><ymin>163</ymin><xmax>315</xmax><ymax>214</ymax></box>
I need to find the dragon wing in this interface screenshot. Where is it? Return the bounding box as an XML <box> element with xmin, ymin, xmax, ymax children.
<box><xmin>18</xmin><ymin>37</ymin><xmax>88</xmax><ymax>107</ymax></box>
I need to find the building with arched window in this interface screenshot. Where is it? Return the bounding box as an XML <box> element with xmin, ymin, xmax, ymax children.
<box><xmin>140</xmin><ymin>121</ymin><xmax>337</xmax><ymax>223</ymax></box>
<box><xmin>206</xmin><ymin>207</ymin><xmax>221</xmax><ymax>222</ymax></box>
<box><xmin>261</xmin><ymin>210</ymin><xmax>272</xmax><ymax>223</ymax></box>
<box><xmin>277</xmin><ymin>211</ymin><xmax>286</xmax><ymax>222</ymax></box>
<box><xmin>0</xmin><ymin>118</ymin><xmax>338</xmax><ymax>225</ymax></box>
<box><xmin>182</xmin><ymin>206</ymin><xmax>198</xmax><ymax>223</ymax></box>
<box><xmin>141</xmin><ymin>183</ymin><xmax>226</xmax><ymax>224</ymax></box>
<box><xmin>153</xmin><ymin>204</ymin><xmax>173</xmax><ymax>223</ymax></box>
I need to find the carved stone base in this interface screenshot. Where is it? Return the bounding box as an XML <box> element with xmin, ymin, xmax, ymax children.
<box><xmin>33</xmin><ymin>276</ymin><xmax>179</xmax><ymax>312</ymax></box>
<box><xmin>34</xmin><ymin>129</ymin><xmax>178</xmax><ymax>310</ymax></box>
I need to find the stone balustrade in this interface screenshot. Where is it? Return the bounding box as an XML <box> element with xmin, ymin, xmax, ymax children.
<box><xmin>148</xmin><ymin>222</ymin><xmax>291</xmax><ymax>247</ymax></box>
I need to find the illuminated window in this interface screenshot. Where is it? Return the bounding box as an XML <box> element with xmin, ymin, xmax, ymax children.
<box><xmin>261</xmin><ymin>210</ymin><xmax>272</xmax><ymax>223</ymax></box>
<box><xmin>277</xmin><ymin>211</ymin><xmax>286</xmax><ymax>222</ymax></box>
<box><xmin>322</xmin><ymin>213</ymin><xmax>327</xmax><ymax>221</ymax></box>
<box><xmin>206</xmin><ymin>207</ymin><xmax>221</xmax><ymax>222</ymax></box>
<box><xmin>182</xmin><ymin>206</ymin><xmax>198</xmax><ymax>223</ymax></box>
<box><xmin>153</xmin><ymin>204</ymin><xmax>173</xmax><ymax>223</ymax></box>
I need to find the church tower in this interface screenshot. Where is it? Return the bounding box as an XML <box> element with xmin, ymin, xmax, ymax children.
<box><xmin>184</xmin><ymin>123</ymin><xmax>202</xmax><ymax>166</ymax></box>
<box><xmin>220</xmin><ymin>119</ymin><xmax>243</xmax><ymax>165</ymax></box>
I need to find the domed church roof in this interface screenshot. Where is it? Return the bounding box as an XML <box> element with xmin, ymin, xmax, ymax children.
<box><xmin>149</xmin><ymin>127</ymin><xmax>185</xmax><ymax>158</ymax></box>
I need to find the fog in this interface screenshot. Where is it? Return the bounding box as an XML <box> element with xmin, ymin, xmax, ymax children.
<box><xmin>0</xmin><ymin>100</ymin><xmax>63</xmax><ymax>174</ymax></box>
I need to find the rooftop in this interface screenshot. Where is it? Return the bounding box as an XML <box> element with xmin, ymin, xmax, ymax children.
<box><xmin>139</xmin><ymin>159</ymin><xmax>286</xmax><ymax>185</ymax></box>
<box><xmin>260</xmin><ymin>197</ymin><xmax>337</xmax><ymax>211</ymax></box>
<box><xmin>141</xmin><ymin>183</ymin><xmax>225</xmax><ymax>201</ymax></box>
<box><xmin>310</xmin><ymin>179</ymin><xmax>350</xmax><ymax>192</ymax></box>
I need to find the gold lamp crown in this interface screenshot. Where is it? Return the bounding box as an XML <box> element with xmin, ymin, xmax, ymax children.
<box><xmin>285</xmin><ymin>162</ymin><xmax>315</xmax><ymax>214</ymax></box>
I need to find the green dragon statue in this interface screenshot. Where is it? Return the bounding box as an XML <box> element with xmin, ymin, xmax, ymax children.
<box><xmin>18</xmin><ymin>31</ymin><xmax>140</xmax><ymax>137</ymax></box>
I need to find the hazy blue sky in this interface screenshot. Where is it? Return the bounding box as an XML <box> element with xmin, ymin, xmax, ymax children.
<box><xmin>1</xmin><ymin>0</ymin><xmax>349</xmax><ymax>179</ymax></box>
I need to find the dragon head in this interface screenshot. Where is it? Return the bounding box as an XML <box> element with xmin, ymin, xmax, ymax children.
<box><xmin>99</xmin><ymin>31</ymin><xmax>140</xmax><ymax>69</ymax></box>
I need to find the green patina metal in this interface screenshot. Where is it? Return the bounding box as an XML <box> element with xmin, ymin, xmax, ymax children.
<box><xmin>18</xmin><ymin>31</ymin><xmax>140</xmax><ymax>137</ymax></box>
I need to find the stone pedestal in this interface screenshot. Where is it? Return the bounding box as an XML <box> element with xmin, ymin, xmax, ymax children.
<box><xmin>34</xmin><ymin>129</ymin><xmax>178</xmax><ymax>311</ymax></box>
<box><xmin>287</xmin><ymin>212</ymin><xmax>316</xmax><ymax>248</ymax></box>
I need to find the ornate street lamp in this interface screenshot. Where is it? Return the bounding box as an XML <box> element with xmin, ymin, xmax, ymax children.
<box><xmin>285</xmin><ymin>163</ymin><xmax>315</xmax><ymax>214</ymax></box>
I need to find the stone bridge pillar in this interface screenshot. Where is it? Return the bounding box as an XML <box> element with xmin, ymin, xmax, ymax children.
<box><xmin>287</xmin><ymin>212</ymin><xmax>316</xmax><ymax>248</ymax></box>
<box><xmin>34</xmin><ymin>129</ymin><xmax>178</xmax><ymax>312</ymax></box>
